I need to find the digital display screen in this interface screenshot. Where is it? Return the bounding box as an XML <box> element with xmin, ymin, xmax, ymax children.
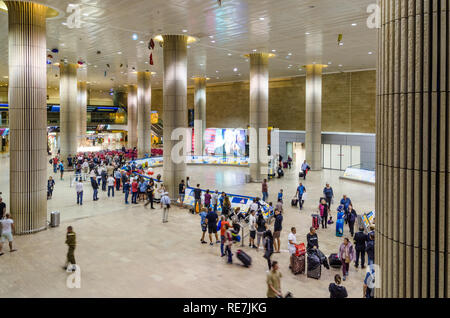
<box><xmin>204</xmin><ymin>128</ymin><xmax>246</xmax><ymax>156</ymax></box>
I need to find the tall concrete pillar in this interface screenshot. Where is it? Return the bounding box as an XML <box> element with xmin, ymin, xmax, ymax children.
<box><xmin>77</xmin><ymin>81</ymin><xmax>87</xmax><ymax>146</ymax></box>
<box><xmin>193</xmin><ymin>77</ymin><xmax>207</xmax><ymax>156</ymax></box>
<box><xmin>127</xmin><ymin>85</ymin><xmax>138</xmax><ymax>149</ymax></box>
<box><xmin>162</xmin><ymin>34</ymin><xmax>188</xmax><ymax>197</ymax></box>
<box><xmin>249</xmin><ymin>53</ymin><xmax>269</xmax><ymax>183</ymax></box>
<box><xmin>137</xmin><ymin>72</ymin><xmax>152</xmax><ymax>158</ymax></box>
<box><xmin>376</xmin><ymin>0</ymin><xmax>450</xmax><ymax>298</ymax></box>
<box><xmin>6</xmin><ymin>1</ymin><xmax>48</xmax><ymax>234</ymax></box>
<box><xmin>305</xmin><ymin>64</ymin><xmax>324</xmax><ymax>171</ymax></box>
<box><xmin>59</xmin><ymin>63</ymin><xmax>79</xmax><ymax>162</ymax></box>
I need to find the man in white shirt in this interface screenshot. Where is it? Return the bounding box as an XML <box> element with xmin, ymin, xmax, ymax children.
<box><xmin>107</xmin><ymin>175</ymin><xmax>115</xmax><ymax>197</ymax></box>
<box><xmin>0</xmin><ymin>214</ymin><xmax>17</xmax><ymax>255</ymax></box>
<box><xmin>288</xmin><ymin>227</ymin><xmax>297</xmax><ymax>255</ymax></box>
<box><xmin>211</xmin><ymin>190</ymin><xmax>219</xmax><ymax>212</ymax></box>
<box><xmin>75</xmin><ymin>180</ymin><xmax>83</xmax><ymax>205</ymax></box>
<box><xmin>82</xmin><ymin>160</ymin><xmax>89</xmax><ymax>174</ymax></box>
<box><xmin>250</xmin><ymin>199</ymin><xmax>259</xmax><ymax>213</ymax></box>
<box><xmin>248</xmin><ymin>210</ymin><xmax>257</xmax><ymax>249</ymax></box>
<box><xmin>160</xmin><ymin>192</ymin><xmax>171</xmax><ymax>223</ymax></box>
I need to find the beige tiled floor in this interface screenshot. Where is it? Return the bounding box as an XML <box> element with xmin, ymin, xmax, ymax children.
<box><xmin>0</xmin><ymin>156</ymin><xmax>375</xmax><ymax>298</ymax></box>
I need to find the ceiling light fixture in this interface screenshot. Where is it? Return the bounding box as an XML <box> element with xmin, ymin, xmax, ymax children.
<box><xmin>233</xmin><ymin>68</ymin><xmax>238</xmax><ymax>72</ymax></box>
<box><xmin>368</xmin><ymin>51</ymin><xmax>373</xmax><ymax>55</ymax></box>
<box><xmin>305</xmin><ymin>32</ymin><xmax>310</xmax><ymax>35</ymax></box>
<box><xmin>351</xmin><ymin>23</ymin><xmax>357</xmax><ymax>26</ymax></box>
<box><xmin>259</xmin><ymin>17</ymin><xmax>265</xmax><ymax>20</ymax></box>
<box><xmin>132</xmin><ymin>34</ymin><xmax>138</xmax><ymax>40</ymax></box>
<box><xmin>228</xmin><ymin>53</ymin><xmax>232</xmax><ymax>56</ymax></box>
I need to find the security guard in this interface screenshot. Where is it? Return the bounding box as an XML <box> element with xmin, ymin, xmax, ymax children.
<box><xmin>64</xmin><ymin>226</ymin><xmax>77</xmax><ymax>272</ymax></box>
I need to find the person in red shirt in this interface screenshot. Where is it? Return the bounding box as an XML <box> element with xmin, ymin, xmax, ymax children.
<box><xmin>131</xmin><ymin>178</ymin><xmax>139</xmax><ymax>204</ymax></box>
<box><xmin>220</xmin><ymin>216</ymin><xmax>231</xmax><ymax>257</ymax></box>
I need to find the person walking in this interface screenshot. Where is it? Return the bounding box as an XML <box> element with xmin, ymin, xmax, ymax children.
<box><xmin>59</xmin><ymin>160</ymin><xmax>65</xmax><ymax>180</ymax></box>
<box><xmin>354</xmin><ymin>227</ymin><xmax>368</xmax><ymax>269</ymax></box>
<box><xmin>256</xmin><ymin>213</ymin><xmax>266</xmax><ymax>250</ymax></box>
<box><xmin>107</xmin><ymin>175</ymin><xmax>115</xmax><ymax>197</ymax></box>
<box><xmin>266</xmin><ymin>261</ymin><xmax>282</xmax><ymax>298</ymax></box>
<box><xmin>295</xmin><ymin>182</ymin><xmax>306</xmax><ymax>210</ymax></box>
<box><xmin>300</xmin><ymin>160</ymin><xmax>310</xmax><ymax>180</ymax></box>
<box><xmin>75</xmin><ymin>180</ymin><xmax>83</xmax><ymax>205</ymax></box>
<box><xmin>329</xmin><ymin>274</ymin><xmax>348</xmax><ymax>298</ymax></box>
<box><xmin>263</xmin><ymin>230</ymin><xmax>274</xmax><ymax>270</ymax></box>
<box><xmin>323</xmin><ymin>183</ymin><xmax>334</xmax><ymax>209</ymax></box>
<box><xmin>123</xmin><ymin>179</ymin><xmax>131</xmax><ymax>204</ymax></box>
<box><xmin>262</xmin><ymin>179</ymin><xmax>268</xmax><ymax>202</ymax></box>
<box><xmin>206</xmin><ymin>208</ymin><xmax>220</xmax><ymax>246</ymax></box>
<box><xmin>101</xmin><ymin>168</ymin><xmax>107</xmax><ymax>192</ymax></box>
<box><xmin>47</xmin><ymin>176</ymin><xmax>55</xmax><ymax>199</ymax></box>
<box><xmin>222</xmin><ymin>194</ymin><xmax>231</xmax><ymax>219</ymax></box>
<box><xmin>160</xmin><ymin>192</ymin><xmax>171</xmax><ymax>223</ymax></box>
<box><xmin>219</xmin><ymin>215</ymin><xmax>231</xmax><ymax>256</ymax></box>
<box><xmin>347</xmin><ymin>205</ymin><xmax>357</xmax><ymax>236</ymax></box>
<box><xmin>0</xmin><ymin>196</ymin><xmax>5</xmax><ymax>219</ymax></box>
<box><xmin>248</xmin><ymin>210</ymin><xmax>257</xmax><ymax>249</ymax></box>
<box><xmin>363</xmin><ymin>265</ymin><xmax>376</xmax><ymax>298</ymax></box>
<box><xmin>0</xmin><ymin>214</ymin><xmax>17</xmax><ymax>256</ymax></box>
<box><xmin>114</xmin><ymin>169</ymin><xmax>122</xmax><ymax>191</ymax></box>
<box><xmin>273</xmin><ymin>209</ymin><xmax>283</xmax><ymax>253</ymax></box>
<box><xmin>224</xmin><ymin>223</ymin><xmax>234</xmax><ymax>264</ymax></box>
<box><xmin>91</xmin><ymin>177</ymin><xmax>99</xmax><ymax>201</ymax></box>
<box><xmin>338</xmin><ymin>238</ymin><xmax>356</xmax><ymax>281</ymax></box>
<box><xmin>64</xmin><ymin>226</ymin><xmax>76</xmax><ymax>272</ymax></box>
<box><xmin>204</xmin><ymin>189</ymin><xmax>212</xmax><ymax>210</ymax></box>
<box><xmin>319</xmin><ymin>198</ymin><xmax>329</xmax><ymax>229</ymax></box>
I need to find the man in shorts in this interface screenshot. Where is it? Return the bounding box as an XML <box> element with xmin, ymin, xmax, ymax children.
<box><xmin>273</xmin><ymin>209</ymin><xmax>283</xmax><ymax>253</ymax></box>
<box><xmin>205</xmin><ymin>208</ymin><xmax>220</xmax><ymax>246</ymax></box>
<box><xmin>0</xmin><ymin>214</ymin><xmax>17</xmax><ymax>256</ymax></box>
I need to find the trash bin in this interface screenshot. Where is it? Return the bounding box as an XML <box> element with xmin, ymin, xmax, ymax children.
<box><xmin>50</xmin><ymin>211</ymin><xmax>60</xmax><ymax>228</ymax></box>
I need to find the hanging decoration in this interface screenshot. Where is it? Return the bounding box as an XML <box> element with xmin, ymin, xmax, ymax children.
<box><xmin>51</xmin><ymin>48</ymin><xmax>59</xmax><ymax>53</ymax></box>
<box><xmin>148</xmin><ymin>38</ymin><xmax>155</xmax><ymax>50</ymax></box>
<box><xmin>149</xmin><ymin>53</ymin><xmax>154</xmax><ymax>65</ymax></box>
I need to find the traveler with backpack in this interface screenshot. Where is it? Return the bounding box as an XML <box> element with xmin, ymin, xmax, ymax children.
<box><xmin>338</xmin><ymin>238</ymin><xmax>355</xmax><ymax>281</ymax></box>
<box><xmin>363</xmin><ymin>265</ymin><xmax>376</xmax><ymax>298</ymax></box>
<box><xmin>329</xmin><ymin>274</ymin><xmax>348</xmax><ymax>298</ymax></box>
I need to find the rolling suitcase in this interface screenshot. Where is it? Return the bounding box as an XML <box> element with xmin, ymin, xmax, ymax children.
<box><xmin>290</xmin><ymin>254</ymin><xmax>305</xmax><ymax>275</ymax></box>
<box><xmin>336</xmin><ymin>218</ymin><xmax>344</xmax><ymax>237</ymax></box>
<box><xmin>283</xmin><ymin>162</ymin><xmax>288</xmax><ymax>169</ymax></box>
<box><xmin>299</xmin><ymin>172</ymin><xmax>305</xmax><ymax>178</ymax></box>
<box><xmin>291</xmin><ymin>198</ymin><xmax>298</xmax><ymax>207</ymax></box>
<box><xmin>236</xmin><ymin>249</ymin><xmax>252</xmax><ymax>267</ymax></box>
<box><xmin>307</xmin><ymin>253</ymin><xmax>321</xmax><ymax>279</ymax></box>
<box><xmin>312</xmin><ymin>214</ymin><xmax>320</xmax><ymax>230</ymax></box>
<box><xmin>329</xmin><ymin>253</ymin><xmax>342</xmax><ymax>269</ymax></box>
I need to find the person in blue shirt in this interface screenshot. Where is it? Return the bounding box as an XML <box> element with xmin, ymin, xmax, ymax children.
<box><xmin>199</xmin><ymin>208</ymin><xmax>208</xmax><ymax>244</ymax></box>
<box><xmin>295</xmin><ymin>182</ymin><xmax>306</xmax><ymax>210</ymax></box>
<box><xmin>58</xmin><ymin>160</ymin><xmax>65</xmax><ymax>180</ymax></box>
<box><xmin>300</xmin><ymin>160</ymin><xmax>311</xmax><ymax>180</ymax></box>
<box><xmin>219</xmin><ymin>192</ymin><xmax>225</xmax><ymax>211</ymax></box>
<box><xmin>277</xmin><ymin>189</ymin><xmax>283</xmax><ymax>204</ymax></box>
<box><xmin>139</xmin><ymin>180</ymin><xmax>148</xmax><ymax>201</ymax></box>
<box><xmin>323</xmin><ymin>184</ymin><xmax>334</xmax><ymax>209</ymax></box>
<box><xmin>340</xmin><ymin>195</ymin><xmax>352</xmax><ymax>223</ymax></box>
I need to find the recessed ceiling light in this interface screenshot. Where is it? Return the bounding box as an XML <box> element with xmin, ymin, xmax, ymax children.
<box><xmin>200</xmin><ymin>63</ymin><xmax>204</xmax><ymax>66</ymax></box>
<box><xmin>305</xmin><ymin>32</ymin><xmax>310</xmax><ymax>35</ymax></box>
<box><xmin>233</xmin><ymin>68</ymin><xmax>238</xmax><ymax>72</ymax></box>
<box><xmin>94</xmin><ymin>65</ymin><xmax>97</xmax><ymax>68</ymax></box>
<box><xmin>61</xmin><ymin>43</ymin><xmax>65</xmax><ymax>47</ymax></box>
<box><xmin>182</xmin><ymin>29</ymin><xmax>188</xmax><ymax>33</ymax></box>
<box><xmin>252</xmin><ymin>49</ymin><xmax>257</xmax><ymax>52</ymax></box>
<box><xmin>140</xmin><ymin>41</ymin><xmax>144</xmax><ymax>44</ymax></box>
<box><xmin>209</xmin><ymin>35</ymin><xmax>214</xmax><ymax>39</ymax></box>
<box><xmin>211</xmin><ymin>40</ymin><xmax>215</xmax><ymax>43</ymax></box>
<box><xmin>259</xmin><ymin>17</ymin><xmax>265</xmax><ymax>20</ymax></box>
<box><xmin>272</xmin><ymin>49</ymin><xmax>276</xmax><ymax>52</ymax></box>
<box><xmin>338</xmin><ymin>64</ymin><xmax>343</xmax><ymax>67</ymax></box>
<box><xmin>187</xmin><ymin>45</ymin><xmax>191</xmax><ymax>48</ymax></box>
<box><xmin>216</xmin><ymin>70</ymin><xmax>219</xmax><ymax>73</ymax></box>
<box><xmin>328</xmin><ymin>61</ymin><xmax>332</xmax><ymax>65</ymax></box>
<box><xmin>216</xmin><ymin>77</ymin><xmax>219</xmax><ymax>79</ymax></box>
<box><xmin>117</xmin><ymin>52</ymin><xmax>122</xmax><ymax>54</ymax></box>
<box><xmin>3</xmin><ymin>76</ymin><xmax>8</xmax><ymax>79</ymax></box>
<box><xmin>368</xmin><ymin>51</ymin><xmax>373</xmax><ymax>55</ymax></box>
<box><xmin>227</xmin><ymin>53</ymin><xmax>232</xmax><ymax>56</ymax></box>
<box><xmin>132</xmin><ymin>34</ymin><xmax>138</xmax><ymax>40</ymax></box>
<box><xmin>62</xmin><ymin>22</ymin><xmax>67</xmax><ymax>26</ymax></box>
<box><xmin>339</xmin><ymin>42</ymin><xmax>344</xmax><ymax>46</ymax></box>
<box><xmin>288</xmin><ymin>53</ymin><xmax>292</xmax><ymax>56</ymax></box>
<box><xmin>351</xmin><ymin>23</ymin><xmax>357</xmax><ymax>26</ymax></box>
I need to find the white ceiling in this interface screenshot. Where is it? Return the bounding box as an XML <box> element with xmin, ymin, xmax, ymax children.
<box><xmin>0</xmin><ymin>0</ymin><xmax>377</xmax><ymax>90</ymax></box>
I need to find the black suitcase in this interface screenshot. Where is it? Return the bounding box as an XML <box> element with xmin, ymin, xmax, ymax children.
<box><xmin>329</xmin><ymin>253</ymin><xmax>342</xmax><ymax>269</ymax></box>
<box><xmin>291</xmin><ymin>198</ymin><xmax>298</xmax><ymax>207</ymax></box>
<box><xmin>236</xmin><ymin>249</ymin><xmax>252</xmax><ymax>267</ymax></box>
<box><xmin>299</xmin><ymin>172</ymin><xmax>305</xmax><ymax>178</ymax></box>
<box><xmin>307</xmin><ymin>254</ymin><xmax>322</xmax><ymax>279</ymax></box>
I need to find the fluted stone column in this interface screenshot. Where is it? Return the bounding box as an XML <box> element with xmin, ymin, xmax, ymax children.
<box><xmin>305</xmin><ymin>64</ymin><xmax>323</xmax><ymax>171</ymax></box>
<box><xmin>6</xmin><ymin>1</ymin><xmax>48</xmax><ymax>234</ymax></box>
<box><xmin>77</xmin><ymin>81</ymin><xmax>87</xmax><ymax>146</ymax></box>
<box><xmin>137</xmin><ymin>72</ymin><xmax>152</xmax><ymax>158</ymax></box>
<box><xmin>376</xmin><ymin>0</ymin><xmax>450</xmax><ymax>298</ymax></box>
<box><xmin>59</xmin><ymin>63</ymin><xmax>79</xmax><ymax>162</ymax></box>
<box><xmin>127</xmin><ymin>85</ymin><xmax>138</xmax><ymax>149</ymax></box>
<box><xmin>249</xmin><ymin>53</ymin><xmax>269</xmax><ymax>183</ymax></box>
<box><xmin>193</xmin><ymin>77</ymin><xmax>206</xmax><ymax>156</ymax></box>
<box><xmin>162</xmin><ymin>35</ymin><xmax>188</xmax><ymax>197</ymax></box>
